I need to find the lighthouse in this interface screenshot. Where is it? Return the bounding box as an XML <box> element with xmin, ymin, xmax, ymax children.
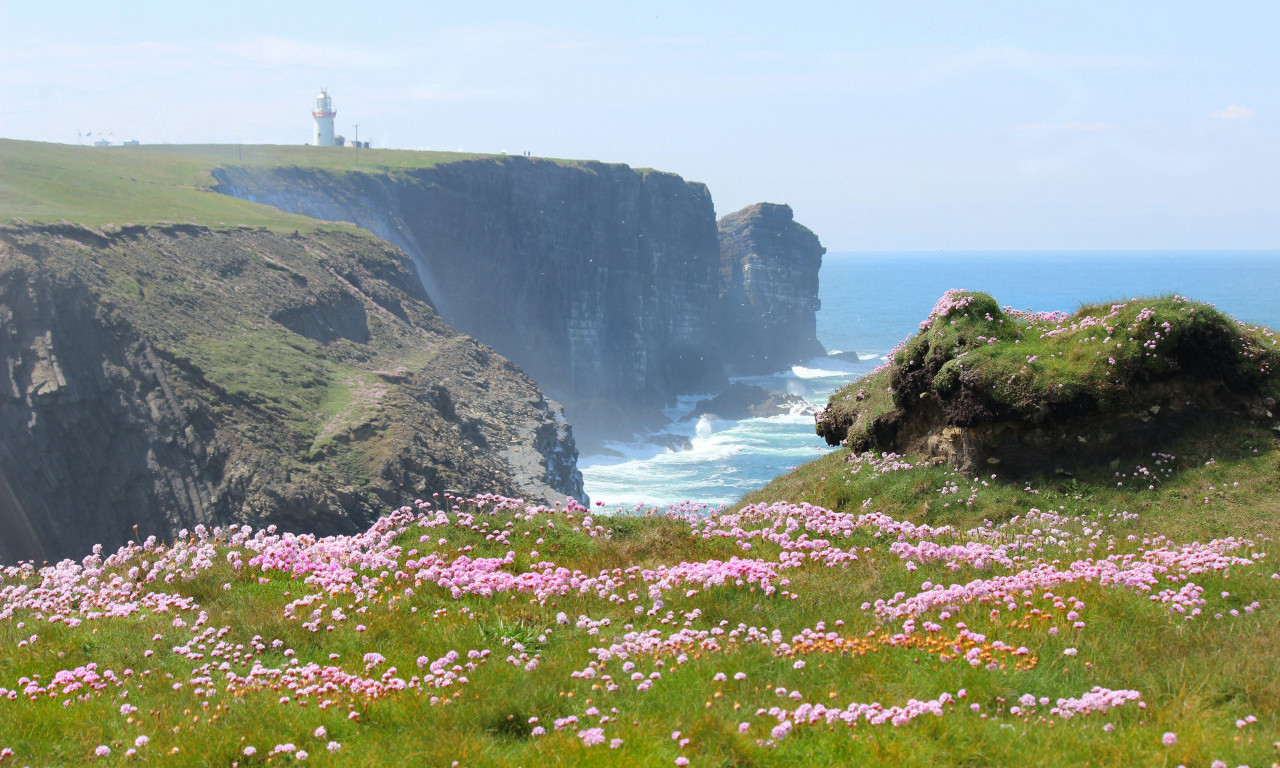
<box><xmin>312</xmin><ymin>88</ymin><xmax>336</xmax><ymax>146</ymax></box>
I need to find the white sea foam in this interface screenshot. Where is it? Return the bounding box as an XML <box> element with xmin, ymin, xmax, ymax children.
<box><xmin>581</xmin><ymin>363</ymin><xmax>859</xmax><ymax>509</ymax></box>
<box><xmin>791</xmin><ymin>365</ymin><xmax>856</xmax><ymax>379</ymax></box>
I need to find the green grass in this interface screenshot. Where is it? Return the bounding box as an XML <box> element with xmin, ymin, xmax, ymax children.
<box><xmin>0</xmin><ymin>139</ymin><xmax>496</xmax><ymax>228</ymax></box>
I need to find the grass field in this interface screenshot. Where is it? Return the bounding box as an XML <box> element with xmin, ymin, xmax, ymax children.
<box><xmin>0</xmin><ymin>139</ymin><xmax>494</xmax><ymax>228</ymax></box>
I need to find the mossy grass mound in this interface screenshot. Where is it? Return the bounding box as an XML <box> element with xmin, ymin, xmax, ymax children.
<box><xmin>817</xmin><ymin>291</ymin><xmax>1280</xmax><ymax>474</ymax></box>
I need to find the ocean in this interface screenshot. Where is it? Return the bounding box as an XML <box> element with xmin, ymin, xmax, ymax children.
<box><xmin>579</xmin><ymin>250</ymin><xmax>1280</xmax><ymax>510</ymax></box>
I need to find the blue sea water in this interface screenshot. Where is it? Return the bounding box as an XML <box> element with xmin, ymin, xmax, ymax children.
<box><xmin>579</xmin><ymin>250</ymin><xmax>1280</xmax><ymax>510</ymax></box>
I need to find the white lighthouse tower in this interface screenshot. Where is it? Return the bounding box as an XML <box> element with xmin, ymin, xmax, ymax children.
<box><xmin>312</xmin><ymin>88</ymin><xmax>336</xmax><ymax>146</ymax></box>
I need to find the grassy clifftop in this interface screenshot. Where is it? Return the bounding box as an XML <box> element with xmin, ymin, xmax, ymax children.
<box><xmin>0</xmin><ymin>140</ymin><xmax>494</xmax><ymax>228</ymax></box>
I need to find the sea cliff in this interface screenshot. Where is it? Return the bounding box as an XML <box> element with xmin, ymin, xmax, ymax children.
<box><xmin>0</xmin><ymin>223</ymin><xmax>584</xmax><ymax>563</ymax></box>
<box><xmin>213</xmin><ymin>158</ymin><xmax>825</xmax><ymax>438</ymax></box>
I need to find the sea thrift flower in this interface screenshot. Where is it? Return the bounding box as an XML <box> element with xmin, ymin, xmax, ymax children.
<box><xmin>1162</xmin><ymin>732</ymin><xmax>1177</xmax><ymax>746</ymax></box>
<box><xmin>95</xmin><ymin>745</ymin><xmax>111</xmax><ymax>757</ymax></box>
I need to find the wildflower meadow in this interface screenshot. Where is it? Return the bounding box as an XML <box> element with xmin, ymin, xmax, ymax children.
<box><xmin>1</xmin><ymin>454</ymin><xmax>1277</xmax><ymax>766</ymax></box>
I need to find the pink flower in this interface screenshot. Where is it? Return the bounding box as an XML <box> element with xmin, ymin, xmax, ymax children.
<box><xmin>675</xmin><ymin>758</ymin><xmax>690</xmax><ymax>767</ymax></box>
<box><xmin>1161</xmin><ymin>732</ymin><xmax>1177</xmax><ymax>746</ymax></box>
<box><xmin>134</xmin><ymin>735</ymin><xmax>149</xmax><ymax>748</ymax></box>
<box><xmin>94</xmin><ymin>745</ymin><xmax>111</xmax><ymax>757</ymax></box>
<box><xmin>244</xmin><ymin>746</ymin><xmax>257</xmax><ymax>756</ymax></box>
<box><xmin>327</xmin><ymin>741</ymin><xmax>342</xmax><ymax>753</ymax></box>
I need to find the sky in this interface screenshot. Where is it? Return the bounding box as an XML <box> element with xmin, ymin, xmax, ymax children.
<box><xmin>1</xmin><ymin>0</ymin><xmax>1277</xmax><ymax>251</ymax></box>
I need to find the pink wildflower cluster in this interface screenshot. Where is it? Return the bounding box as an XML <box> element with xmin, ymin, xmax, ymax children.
<box><xmin>920</xmin><ymin>289</ymin><xmax>978</xmax><ymax>331</ymax></box>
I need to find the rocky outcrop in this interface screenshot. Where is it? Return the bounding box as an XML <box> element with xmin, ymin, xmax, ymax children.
<box><xmin>878</xmin><ymin>378</ymin><xmax>1274</xmax><ymax>477</ymax></box>
<box><xmin>717</xmin><ymin>203</ymin><xmax>826</xmax><ymax>374</ymax></box>
<box><xmin>684</xmin><ymin>382</ymin><xmax>814</xmax><ymax>422</ymax></box>
<box><xmin>0</xmin><ymin>224</ymin><xmax>584</xmax><ymax>563</ymax></box>
<box><xmin>818</xmin><ymin>292</ymin><xmax>1280</xmax><ymax>478</ymax></box>
<box><xmin>212</xmin><ymin>162</ymin><xmax>827</xmax><ymax>440</ymax></box>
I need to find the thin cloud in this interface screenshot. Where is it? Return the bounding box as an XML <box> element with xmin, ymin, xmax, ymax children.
<box><xmin>1065</xmin><ymin>121</ymin><xmax>1115</xmax><ymax>132</ymax></box>
<box><xmin>1208</xmin><ymin>104</ymin><xmax>1255</xmax><ymax>120</ymax></box>
<box><xmin>214</xmin><ymin>37</ymin><xmax>411</xmax><ymax>71</ymax></box>
<box><xmin>1015</xmin><ymin>121</ymin><xmax>1114</xmax><ymax>132</ymax></box>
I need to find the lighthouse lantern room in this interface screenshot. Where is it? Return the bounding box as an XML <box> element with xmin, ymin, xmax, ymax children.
<box><xmin>312</xmin><ymin>88</ymin><xmax>336</xmax><ymax>146</ymax></box>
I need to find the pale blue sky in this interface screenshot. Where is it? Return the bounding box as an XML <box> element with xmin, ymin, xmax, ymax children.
<box><xmin>2</xmin><ymin>1</ymin><xmax>1277</xmax><ymax>250</ymax></box>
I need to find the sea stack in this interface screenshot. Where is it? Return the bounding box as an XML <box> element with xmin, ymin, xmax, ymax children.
<box><xmin>717</xmin><ymin>203</ymin><xmax>827</xmax><ymax>375</ymax></box>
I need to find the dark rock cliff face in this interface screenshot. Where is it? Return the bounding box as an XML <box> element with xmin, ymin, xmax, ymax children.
<box><xmin>0</xmin><ymin>224</ymin><xmax>584</xmax><ymax>564</ymax></box>
<box><xmin>717</xmin><ymin>203</ymin><xmax>826</xmax><ymax>374</ymax></box>
<box><xmin>213</xmin><ymin>160</ymin><xmax>725</xmax><ymax>437</ymax></box>
<box><xmin>0</xmin><ymin>268</ymin><xmax>215</xmax><ymax>564</ymax></box>
<box><xmin>213</xmin><ymin>160</ymin><xmax>826</xmax><ymax>440</ymax></box>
